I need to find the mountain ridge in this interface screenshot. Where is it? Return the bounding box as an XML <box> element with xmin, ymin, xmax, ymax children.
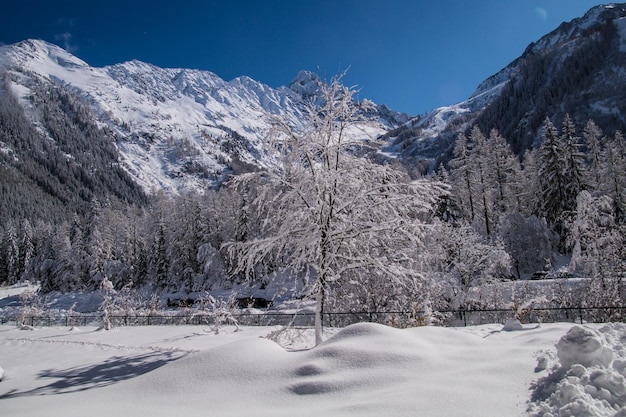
<box><xmin>0</xmin><ymin>39</ymin><xmax>407</xmax><ymax>196</ymax></box>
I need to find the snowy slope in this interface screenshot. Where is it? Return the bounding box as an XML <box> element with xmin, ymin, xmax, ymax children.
<box><xmin>0</xmin><ymin>40</ymin><xmax>405</xmax><ymax>193</ymax></box>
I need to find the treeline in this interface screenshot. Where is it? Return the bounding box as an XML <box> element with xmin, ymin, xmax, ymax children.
<box><xmin>0</xmin><ymin>190</ymin><xmax>244</xmax><ymax>292</ymax></box>
<box><xmin>0</xmin><ymin>111</ymin><xmax>624</xmax><ymax>311</ymax></box>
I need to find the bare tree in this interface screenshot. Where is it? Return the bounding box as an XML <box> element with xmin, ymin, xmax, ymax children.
<box><xmin>225</xmin><ymin>73</ymin><xmax>446</xmax><ymax>344</ymax></box>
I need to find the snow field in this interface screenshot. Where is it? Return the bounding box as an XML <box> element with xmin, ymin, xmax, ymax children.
<box><xmin>0</xmin><ymin>321</ymin><xmax>603</xmax><ymax>417</ymax></box>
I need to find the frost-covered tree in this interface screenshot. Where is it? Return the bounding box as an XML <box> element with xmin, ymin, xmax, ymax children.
<box><xmin>599</xmin><ymin>131</ymin><xmax>626</xmax><ymax>223</ymax></box>
<box><xmin>3</xmin><ymin>221</ymin><xmax>20</xmax><ymax>285</ymax></box>
<box><xmin>468</xmin><ymin>126</ymin><xmax>495</xmax><ymax>236</ymax></box>
<box><xmin>226</xmin><ymin>73</ymin><xmax>446</xmax><ymax>344</ymax></box>
<box><xmin>568</xmin><ymin>191</ymin><xmax>624</xmax><ymax>306</ymax></box>
<box><xmin>427</xmin><ymin>221</ymin><xmax>511</xmax><ymax>310</ymax></box>
<box><xmin>99</xmin><ymin>276</ymin><xmax>116</xmax><ymax>331</ymax></box>
<box><xmin>582</xmin><ymin>119</ymin><xmax>604</xmax><ymax>190</ymax></box>
<box><xmin>448</xmin><ymin>127</ymin><xmax>521</xmax><ymax>237</ymax></box>
<box><xmin>497</xmin><ymin>213</ymin><xmax>554</xmax><ymax>278</ymax></box>
<box><xmin>560</xmin><ymin>114</ymin><xmax>588</xmax><ymax>207</ymax></box>
<box><xmin>448</xmin><ymin>133</ymin><xmax>476</xmax><ymax>223</ymax></box>
<box><xmin>518</xmin><ymin>148</ymin><xmax>542</xmax><ymax>216</ymax></box>
<box><xmin>538</xmin><ymin>117</ymin><xmax>568</xmax><ymax>226</ymax></box>
<box><xmin>488</xmin><ymin>128</ymin><xmax>522</xmax><ymax>215</ymax></box>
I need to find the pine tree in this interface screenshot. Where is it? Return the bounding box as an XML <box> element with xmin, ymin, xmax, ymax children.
<box><xmin>560</xmin><ymin>114</ymin><xmax>587</xmax><ymax>205</ymax></box>
<box><xmin>5</xmin><ymin>221</ymin><xmax>20</xmax><ymax>284</ymax></box>
<box><xmin>538</xmin><ymin>117</ymin><xmax>569</xmax><ymax>230</ymax></box>
<box><xmin>582</xmin><ymin>119</ymin><xmax>604</xmax><ymax>191</ymax></box>
<box><xmin>19</xmin><ymin>219</ymin><xmax>34</xmax><ymax>279</ymax></box>
<box><xmin>600</xmin><ymin>131</ymin><xmax>626</xmax><ymax>223</ymax></box>
<box><xmin>448</xmin><ymin>133</ymin><xmax>476</xmax><ymax>223</ymax></box>
<box><xmin>151</xmin><ymin>216</ymin><xmax>169</xmax><ymax>290</ymax></box>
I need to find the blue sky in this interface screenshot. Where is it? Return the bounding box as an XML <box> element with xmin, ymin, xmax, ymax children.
<box><xmin>1</xmin><ymin>0</ymin><xmax>603</xmax><ymax>115</ymax></box>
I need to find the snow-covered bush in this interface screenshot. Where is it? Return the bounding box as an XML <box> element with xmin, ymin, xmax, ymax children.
<box><xmin>196</xmin><ymin>292</ymin><xmax>240</xmax><ymax>334</ymax></box>
<box><xmin>17</xmin><ymin>283</ymin><xmax>45</xmax><ymax>327</ymax></box>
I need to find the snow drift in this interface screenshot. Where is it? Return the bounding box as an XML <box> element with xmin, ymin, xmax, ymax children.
<box><xmin>529</xmin><ymin>323</ymin><xmax>626</xmax><ymax>416</ymax></box>
<box><xmin>0</xmin><ymin>321</ymin><xmax>585</xmax><ymax>417</ymax></box>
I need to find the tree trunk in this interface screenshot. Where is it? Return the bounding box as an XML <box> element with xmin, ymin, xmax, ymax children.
<box><xmin>314</xmin><ymin>280</ymin><xmax>325</xmax><ymax>345</ymax></box>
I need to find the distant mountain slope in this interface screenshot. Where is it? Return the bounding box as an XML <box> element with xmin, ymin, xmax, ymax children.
<box><xmin>0</xmin><ymin>72</ymin><xmax>147</xmax><ymax>223</ymax></box>
<box><xmin>385</xmin><ymin>3</ymin><xmax>626</xmax><ymax>167</ymax></box>
<box><xmin>0</xmin><ymin>40</ymin><xmax>407</xmax><ymax>197</ymax></box>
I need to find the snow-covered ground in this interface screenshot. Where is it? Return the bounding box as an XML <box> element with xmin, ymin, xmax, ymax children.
<box><xmin>2</xmin><ymin>320</ymin><xmax>625</xmax><ymax>416</ymax></box>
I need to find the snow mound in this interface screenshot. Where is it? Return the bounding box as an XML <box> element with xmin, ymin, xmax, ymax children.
<box><xmin>529</xmin><ymin>324</ymin><xmax>626</xmax><ymax>416</ymax></box>
<box><xmin>557</xmin><ymin>325</ymin><xmax>613</xmax><ymax>368</ymax></box>
<box><xmin>0</xmin><ymin>364</ymin><xmax>4</xmax><ymax>381</ymax></box>
<box><xmin>502</xmin><ymin>318</ymin><xmax>524</xmax><ymax>331</ymax></box>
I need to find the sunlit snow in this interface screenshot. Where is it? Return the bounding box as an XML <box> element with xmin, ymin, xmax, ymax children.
<box><xmin>2</xmin><ymin>319</ymin><xmax>626</xmax><ymax>416</ymax></box>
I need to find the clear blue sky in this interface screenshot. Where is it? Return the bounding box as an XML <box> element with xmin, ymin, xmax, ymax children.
<box><xmin>0</xmin><ymin>0</ymin><xmax>604</xmax><ymax>115</ymax></box>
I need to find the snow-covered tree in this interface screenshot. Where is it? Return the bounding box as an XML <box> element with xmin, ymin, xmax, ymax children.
<box><xmin>448</xmin><ymin>133</ymin><xmax>476</xmax><ymax>223</ymax></box>
<box><xmin>468</xmin><ymin>126</ymin><xmax>495</xmax><ymax>236</ymax></box>
<box><xmin>568</xmin><ymin>191</ymin><xmax>624</xmax><ymax>304</ymax></box>
<box><xmin>538</xmin><ymin>117</ymin><xmax>569</xmax><ymax>226</ymax></box>
<box><xmin>497</xmin><ymin>213</ymin><xmax>554</xmax><ymax>278</ymax></box>
<box><xmin>4</xmin><ymin>221</ymin><xmax>20</xmax><ymax>284</ymax></box>
<box><xmin>560</xmin><ymin>114</ymin><xmax>588</xmax><ymax>208</ymax></box>
<box><xmin>599</xmin><ymin>131</ymin><xmax>626</xmax><ymax>223</ymax></box>
<box><xmin>488</xmin><ymin>128</ymin><xmax>522</xmax><ymax>215</ymax></box>
<box><xmin>196</xmin><ymin>292</ymin><xmax>240</xmax><ymax>335</ymax></box>
<box><xmin>99</xmin><ymin>276</ymin><xmax>116</xmax><ymax>331</ymax></box>
<box><xmin>448</xmin><ymin>127</ymin><xmax>521</xmax><ymax>236</ymax></box>
<box><xmin>226</xmin><ymin>73</ymin><xmax>446</xmax><ymax>344</ymax></box>
<box><xmin>426</xmin><ymin>221</ymin><xmax>511</xmax><ymax>311</ymax></box>
<box><xmin>582</xmin><ymin>119</ymin><xmax>604</xmax><ymax>190</ymax></box>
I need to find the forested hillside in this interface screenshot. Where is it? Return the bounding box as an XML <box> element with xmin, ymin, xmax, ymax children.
<box><xmin>384</xmin><ymin>4</ymin><xmax>626</xmax><ymax>169</ymax></box>
<box><xmin>0</xmin><ymin>74</ymin><xmax>146</xmax><ymax>224</ymax></box>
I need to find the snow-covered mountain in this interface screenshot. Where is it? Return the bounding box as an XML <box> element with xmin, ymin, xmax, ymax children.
<box><xmin>385</xmin><ymin>3</ymin><xmax>626</xmax><ymax>166</ymax></box>
<box><xmin>0</xmin><ymin>40</ymin><xmax>407</xmax><ymax>194</ymax></box>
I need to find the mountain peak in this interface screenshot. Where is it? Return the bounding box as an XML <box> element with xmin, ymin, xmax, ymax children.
<box><xmin>0</xmin><ymin>38</ymin><xmax>91</xmax><ymax>77</ymax></box>
<box><xmin>288</xmin><ymin>70</ymin><xmax>322</xmax><ymax>98</ymax></box>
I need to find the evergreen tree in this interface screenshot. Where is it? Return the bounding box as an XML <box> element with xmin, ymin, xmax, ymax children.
<box><xmin>4</xmin><ymin>221</ymin><xmax>20</xmax><ymax>284</ymax></box>
<box><xmin>150</xmin><ymin>215</ymin><xmax>169</xmax><ymax>290</ymax></box>
<box><xmin>582</xmin><ymin>119</ymin><xmax>604</xmax><ymax>191</ymax></box>
<box><xmin>19</xmin><ymin>219</ymin><xmax>34</xmax><ymax>280</ymax></box>
<box><xmin>448</xmin><ymin>133</ymin><xmax>476</xmax><ymax>223</ymax></box>
<box><xmin>600</xmin><ymin>131</ymin><xmax>626</xmax><ymax>223</ymax></box>
<box><xmin>560</xmin><ymin>114</ymin><xmax>588</xmax><ymax>205</ymax></box>
<box><xmin>537</xmin><ymin>117</ymin><xmax>570</xmax><ymax>237</ymax></box>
